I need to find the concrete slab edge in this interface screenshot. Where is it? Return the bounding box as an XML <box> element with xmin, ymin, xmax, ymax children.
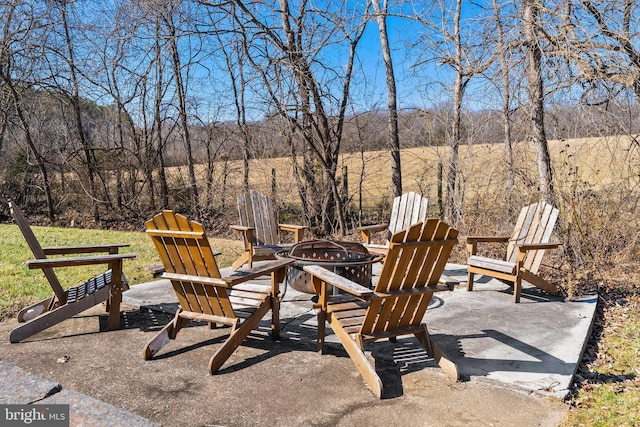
<box><xmin>0</xmin><ymin>361</ymin><xmax>159</xmax><ymax>426</ymax></box>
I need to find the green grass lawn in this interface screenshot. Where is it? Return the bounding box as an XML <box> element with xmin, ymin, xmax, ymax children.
<box><xmin>561</xmin><ymin>297</ymin><xmax>640</xmax><ymax>427</ymax></box>
<box><xmin>0</xmin><ymin>223</ymin><xmax>243</xmax><ymax>319</ymax></box>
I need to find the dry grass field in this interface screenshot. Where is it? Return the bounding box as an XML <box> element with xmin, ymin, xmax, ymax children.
<box><xmin>164</xmin><ymin>135</ymin><xmax>640</xmax><ymax>281</ymax></box>
<box><xmin>167</xmin><ymin>135</ymin><xmax>639</xmax><ymax>221</ymax></box>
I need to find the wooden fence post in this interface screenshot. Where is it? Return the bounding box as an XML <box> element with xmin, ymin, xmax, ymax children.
<box><xmin>271</xmin><ymin>168</ymin><xmax>277</xmax><ymax>198</ymax></box>
<box><xmin>438</xmin><ymin>162</ymin><xmax>443</xmax><ymax>219</ymax></box>
<box><xmin>342</xmin><ymin>165</ymin><xmax>348</xmax><ymax>209</ymax></box>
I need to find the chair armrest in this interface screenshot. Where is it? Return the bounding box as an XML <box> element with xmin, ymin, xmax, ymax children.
<box><xmin>148</xmin><ymin>264</ymin><xmax>166</xmax><ymax>277</ymax></box>
<box><xmin>379</xmin><ymin>284</ymin><xmax>455</xmax><ymax>298</ymax></box>
<box><xmin>158</xmin><ymin>272</ymin><xmax>229</xmax><ymax>287</ymax></box>
<box><xmin>516</xmin><ymin>243</ymin><xmax>561</xmax><ymax>252</ymax></box>
<box><xmin>466</xmin><ymin>235</ymin><xmax>510</xmax><ymax>256</ymax></box>
<box><xmin>438</xmin><ymin>275</ymin><xmax>459</xmax><ymax>290</ymax></box>
<box><xmin>159</xmin><ymin>259</ymin><xmax>293</xmax><ymax>288</ymax></box>
<box><xmin>358</xmin><ymin>223</ymin><xmax>388</xmax><ymax>233</ymax></box>
<box><xmin>466</xmin><ymin>236</ymin><xmax>510</xmax><ymax>244</ymax></box>
<box><xmin>303</xmin><ymin>265</ymin><xmax>374</xmax><ymax>299</ymax></box>
<box><xmin>148</xmin><ymin>250</ymin><xmax>222</xmax><ymax>277</ymax></box>
<box><xmin>222</xmin><ymin>258</ymin><xmax>294</xmax><ymax>286</ymax></box>
<box><xmin>358</xmin><ymin>223</ymin><xmax>388</xmax><ymax>244</ymax></box>
<box><xmin>230</xmin><ymin>225</ymin><xmax>254</xmax><ymax>232</ymax></box>
<box><xmin>230</xmin><ymin>225</ymin><xmax>256</xmax><ymax>247</ymax></box>
<box><xmin>27</xmin><ymin>253</ymin><xmax>136</xmax><ymax>269</ymax></box>
<box><xmin>42</xmin><ymin>243</ymin><xmax>130</xmax><ymax>255</ymax></box>
<box><xmin>278</xmin><ymin>224</ymin><xmax>308</xmax><ymax>231</ymax></box>
<box><xmin>278</xmin><ymin>224</ymin><xmax>308</xmax><ymax>243</ymax></box>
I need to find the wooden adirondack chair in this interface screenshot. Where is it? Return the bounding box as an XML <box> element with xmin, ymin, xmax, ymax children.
<box><xmin>143</xmin><ymin>210</ymin><xmax>293</xmax><ymax>374</ymax></box>
<box><xmin>466</xmin><ymin>201</ymin><xmax>560</xmax><ymax>303</ymax></box>
<box><xmin>304</xmin><ymin>219</ymin><xmax>459</xmax><ymax>398</ymax></box>
<box><xmin>230</xmin><ymin>190</ymin><xmax>307</xmax><ymax>270</ymax></box>
<box><xmin>358</xmin><ymin>191</ymin><xmax>428</xmax><ymax>255</ymax></box>
<box><xmin>8</xmin><ymin>201</ymin><xmax>135</xmax><ymax>343</ymax></box>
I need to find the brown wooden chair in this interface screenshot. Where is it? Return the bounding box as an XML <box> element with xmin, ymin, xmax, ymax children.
<box><xmin>466</xmin><ymin>201</ymin><xmax>560</xmax><ymax>303</ymax></box>
<box><xmin>304</xmin><ymin>219</ymin><xmax>459</xmax><ymax>398</ymax></box>
<box><xmin>230</xmin><ymin>190</ymin><xmax>307</xmax><ymax>270</ymax></box>
<box><xmin>143</xmin><ymin>210</ymin><xmax>293</xmax><ymax>374</ymax></box>
<box><xmin>8</xmin><ymin>201</ymin><xmax>135</xmax><ymax>343</ymax></box>
<box><xmin>358</xmin><ymin>191</ymin><xmax>428</xmax><ymax>255</ymax></box>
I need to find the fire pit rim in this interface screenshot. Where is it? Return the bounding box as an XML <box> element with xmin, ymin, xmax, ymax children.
<box><xmin>276</xmin><ymin>239</ymin><xmax>383</xmax><ymax>266</ymax></box>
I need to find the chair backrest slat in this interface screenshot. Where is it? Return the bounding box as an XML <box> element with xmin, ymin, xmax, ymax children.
<box><xmin>528</xmin><ymin>203</ymin><xmax>559</xmax><ymax>273</ymax></box>
<box><xmin>9</xmin><ymin>201</ymin><xmax>66</xmax><ymax>304</ymax></box>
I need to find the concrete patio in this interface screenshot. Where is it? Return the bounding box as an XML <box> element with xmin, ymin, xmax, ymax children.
<box><xmin>0</xmin><ymin>262</ymin><xmax>596</xmax><ymax>426</ymax></box>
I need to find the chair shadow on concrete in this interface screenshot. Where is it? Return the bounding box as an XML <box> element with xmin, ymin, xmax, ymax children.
<box><xmin>13</xmin><ymin>305</ymin><xmax>174</xmax><ymax>343</ymax></box>
<box><xmin>451</xmin><ymin>329</ymin><xmax>576</xmax><ymax>386</ymax></box>
<box><xmin>135</xmin><ymin>313</ymin><xmax>320</xmax><ymax>374</ymax></box>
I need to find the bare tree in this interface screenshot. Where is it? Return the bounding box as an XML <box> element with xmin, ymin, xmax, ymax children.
<box><xmin>169</xmin><ymin>9</ymin><xmax>199</xmax><ymax>216</ymax></box>
<box><xmin>555</xmin><ymin>0</ymin><xmax>640</xmax><ymax>102</ymax></box>
<box><xmin>152</xmin><ymin>18</ymin><xmax>170</xmax><ymax>209</ymax></box>
<box><xmin>212</xmin><ymin>5</ymin><xmax>252</xmax><ymax>191</ymax></box>
<box><xmin>414</xmin><ymin>1</ymin><xmax>497</xmax><ymax>223</ymax></box>
<box><xmin>0</xmin><ymin>1</ymin><xmax>55</xmax><ymax>219</ymax></box>
<box><xmin>56</xmin><ymin>0</ymin><xmax>101</xmax><ymax>221</ymax></box>
<box><xmin>370</xmin><ymin>0</ymin><xmax>402</xmax><ymax>199</ymax></box>
<box><xmin>445</xmin><ymin>0</ymin><xmax>464</xmax><ymax>224</ymax></box>
<box><xmin>228</xmin><ymin>0</ymin><xmax>366</xmax><ymax>235</ymax></box>
<box><xmin>493</xmin><ymin>0</ymin><xmax>516</xmax><ymax>198</ymax></box>
<box><xmin>523</xmin><ymin>0</ymin><xmax>556</xmax><ymax>205</ymax></box>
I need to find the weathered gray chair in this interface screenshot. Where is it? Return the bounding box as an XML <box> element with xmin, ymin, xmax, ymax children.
<box><xmin>230</xmin><ymin>190</ymin><xmax>307</xmax><ymax>270</ymax></box>
<box><xmin>358</xmin><ymin>191</ymin><xmax>428</xmax><ymax>255</ymax></box>
<box><xmin>466</xmin><ymin>201</ymin><xmax>560</xmax><ymax>303</ymax></box>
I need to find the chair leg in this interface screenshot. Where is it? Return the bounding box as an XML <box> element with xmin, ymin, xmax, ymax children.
<box><xmin>513</xmin><ymin>274</ymin><xmax>522</xmax><ymax>303</ymax></box>
<box><xmin>330</xmin><ymin>317</ymin><xmax>383</xmax><ymax>398</ymax></box>
<box><xmin>270</xmin><ymin>291</ymin><xmax>280</xmax><ymax>341</ymax></box>
<box><xmin>10</xmin><ymin>285</ymin><xmax>111</xmax><ymax>343</ymax></box>
<box><xmin>521</xmin><ymin>269</ymin><xmax>559</xmax><ymax>296</ymax></box>
<box><xmin>143</xmin><ymin>322</ymin><xmax>174</xmax><ymax>360</ymax></box>
<box><xmin>316</xmin><ymin>309</ymin><xmax>326</xmax><ymax>354</ymax></box>
<box><xmin>208</xmin><ymin>299</ymin><xmax>271</xmax><ymax>374</ymax></box>
<box><xmin>143</xmin><ymin>312</ymin><xmax>189</xmax><ymax>360</ymax></box>
<box><xmin>107</xmin><ymin>263</ymin><xmax>124</xmax><ymax>330</ymax></box>
<box><xmin>467</xmin><ymin>270</ymin><xmax>475</xmax><ymax>291</ymax></box>
<box><xmin>231</xmin><ymin>252</ymin><xmax>250</xmax><ymax>271</ymax></box>
<box><xmin>415</xmin><ymin>324</ymin><xmax>459</xmax><ymax>381</ymax></box>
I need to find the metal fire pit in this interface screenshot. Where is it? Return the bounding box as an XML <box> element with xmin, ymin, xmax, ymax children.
<box><xmin>278</xmin><ymin>240</ymin><xmax>382</xmax><ymax>294</ymax></box>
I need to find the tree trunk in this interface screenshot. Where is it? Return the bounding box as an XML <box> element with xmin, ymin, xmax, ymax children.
<box><xmin>445</xmin><ymin>0</ymin><xmax>464</xmax><ymax>224</ymax></box>
<box><xmin>523</xmin><ymin>0</ymin><xmax>556</xmax><ymax>205</ymax></box>
<box><xmin>371</xmin><ymin>0</ymin><xmax>402</xmax><ymax>199</ymax></box>
<box><xmin>166</xmin><ymin>14</ymin><xmax>199</xmax><ymax>218</ymax></box>
<box><xmin>493</xmin><ymin>0</ymin><xmax>515</xmax><ymax>199</ymax></box>
<box><xmin>153</xmin><ymin>21</ymin><xmax>169</xmax><ymax>209</ymax></box>
<box><xmin>61</xmin><ymin>3</ymin><xmax>100</xmax><ymax>222</ymax></box>
<box><xmin>4</xmin><ymin>77</ymin><xmax>55</xmax><ymax>221</ymax></box>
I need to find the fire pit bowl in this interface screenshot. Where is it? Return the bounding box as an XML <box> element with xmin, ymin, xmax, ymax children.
<box><xmin>277</xmin><ymin>240</ymin><xmax>383</xmax><ymax>294</ymax></box>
